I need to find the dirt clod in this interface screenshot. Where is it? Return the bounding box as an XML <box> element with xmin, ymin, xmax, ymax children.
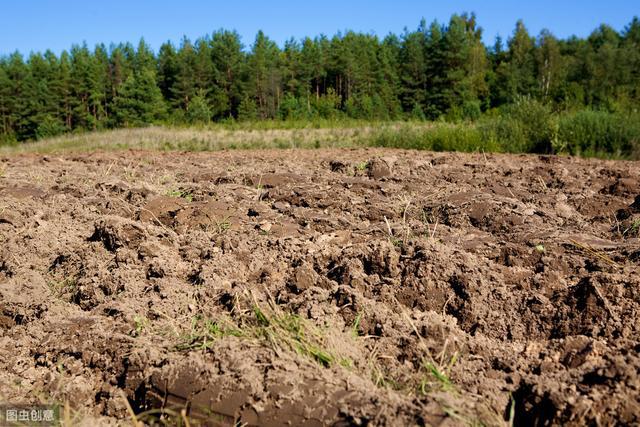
<box><xmin>1</xmin><ymin>149</ymin><xmax>639</xmax><ymax>426</ymax></box>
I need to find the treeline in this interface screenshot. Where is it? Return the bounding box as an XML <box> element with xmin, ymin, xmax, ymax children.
<box><xmin>1</xmin><ymin>14</ymin><xmax>639</xmax><ymax>144</ymax></box>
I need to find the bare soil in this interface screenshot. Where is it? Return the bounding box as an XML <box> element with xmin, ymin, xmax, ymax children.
<box><xmin>1</xmin><ymin>148</ymin><xmax>639</xmax><ymax>426</ymax></box>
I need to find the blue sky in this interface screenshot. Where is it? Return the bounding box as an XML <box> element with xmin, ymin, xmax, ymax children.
<box><xmin>1</xmin><ymin>1</ymin><xmax>637</xmax><ymax>55</ymax></box>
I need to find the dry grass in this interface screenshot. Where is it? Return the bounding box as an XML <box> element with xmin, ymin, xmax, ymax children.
<box><xmin>0</xmin><ymin>123</ymin><xmax>430</xmax><ymax>155</ymax></box>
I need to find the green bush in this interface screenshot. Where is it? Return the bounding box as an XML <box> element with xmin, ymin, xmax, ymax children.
<box><xmin>558</xmin><ymin>110</ymin><xmax>640</xmax><ymax>157</ymax></box>
<box><xmin>461</xmin><ymin>100</ymin><xmax>482</xmax><ymax>121</ymax></box>
<box><xmin>490</xmin><ymin>97</ymin><xmax>557</xmax><ymax>153</ymax></box>
<box><xmin>186</xmin><ymin>92</ymin><xmax>212</xmax><ymax>124</ymax></box>
<box><xmin>409</xmin><ymin>103</ymin><xmax>426</xmax><ymax>121</ymax></box>
<box><xmin>0</xmin><ymin>132</ymin><xmax>18</xmax><ymax>146</ymax></box>
<box><xmin>238</xmin><ymin>96</ymin><xmax>258</xmax><ymax>121</ymax></box>
<box><xmin>370</xmin><ymin>123</ymin><xmax>496</xmax><ymax>153</ymax></box>
<box><xmin>311</xmin><ymin>89</ymin><xmax>342</xmax><ymax>119</ymax></box>
<box><xmin>36</xmin><ymin>115</ymin><xmax>67</xmax><ymax>140</ymax></box>
<box><xmin>278</xmin><ymin>94</ymin><xmax>309</xmax><ymax>120</ymax></box>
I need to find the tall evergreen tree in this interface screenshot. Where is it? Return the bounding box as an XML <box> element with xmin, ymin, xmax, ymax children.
<box><xmin>210</xmin><ymin>30</ymin><xmax>245</xmax><ymax>118</ymax></box>
<box><xmin>496</xmin><ymin>20</ymin><xmax>537</xmax><ymax>103</ymax></box>
<box><xmin>247</xmin><ymin>31</ymin><xmax>282</xmax><ymax>119</ymax></box>
<box><xmin>1</xmin><ymin>14</ymin><xmax>639</xmax><ymax>143</ymax></box>
<box><xmin>399</xmin><ymin>22</ymin><xmax>428</xmax><ymax>115</ymax></box>
<box><xmin>113</xmin><ymin>41</ymin><xmax>166</xmax><ymax>126</ymax></box>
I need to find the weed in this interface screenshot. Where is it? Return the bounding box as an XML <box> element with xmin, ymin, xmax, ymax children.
<box><xmin>422</xmin><ymin>209</ymin><xmax>439</xmax><ymax>240</ymax></box>
<box><xmin>382</xmin><ymin>215</ymin><xmax>404</xmax><ymax>247</ymax></box>
<box><xmin>175</xmin><ymin>315</ymin><xmax>242</xmax><ymax>351</ymax></box>
<box><xmin>251</xmin><ymin>302</ymin><xmax>334</xmax><ymax>367</ymax></box>
<box><xmin>122</xmin><ymin>164</ymin><xmax>139</xmax><ymax>182</ymax></box>
<box><xmin>171</xmin><ymin>296</ymin><xmax>338</xmax><ymax>369</ymax></box>
<box><xmin>158</xmin><ymin>174</ymin><xmax>173</xmax><ymax>185</ymax></box>
<box><xmin>420</xmin><ymin>358</ymin><xmax>456</xmax><ymax>394</ymax></box>
<box><xmin>623</xmin><ymin>218</ymin><xmax>640</xmax><ymax>237</ymax></box>
<box><xmin>569</xmin><ymin>239</ymin><xmax>621</xmax><ymax>268</ymax></box>
<box><xmin>535</xmin><ymin>244</ymin><xmax>545</xmax><ymax>253</ymax></box>
<box><xmin>351</xmin><ymin>312</ymin><xmax>362</xmax><ymax>338</ymax></box>
<box><xmin>166</xmin><ymin>188</ymin><xmax>193</xmax><ymax>202</ymax></box>
<box><xmin>355</xmin><ymin>161</ymin><xmax>368</xmax><ymax>171</ymax></box>
<box><xmin>339</xmin><ymin>358</ymin><xmax>354</xmax><ymax>369</ymax></box>
<box><xmin>48</xmin><ymin>278</ymin><xmax>77</xmax><ymax>298</ymax></box>
<box><xmin>132</xmin><ymin>315</ymin><xmax>149</xmax><ymax>337</ymax></box>
<box><xmin>215</xmin><ymin>217</ymin><xmax>232</xmax><ymax>233</ymax></box>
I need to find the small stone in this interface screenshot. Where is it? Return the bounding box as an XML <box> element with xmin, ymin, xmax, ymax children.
<box><xmin>257</xmin><ymin>221</ymin><xmax>272</xmax><ymax>233</ymax></box>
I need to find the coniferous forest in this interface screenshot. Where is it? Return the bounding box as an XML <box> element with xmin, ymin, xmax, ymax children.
<box><xmin>1</xmin><ymin>14</ymin><xmax>640</xmax><ymax>155</ymax></box>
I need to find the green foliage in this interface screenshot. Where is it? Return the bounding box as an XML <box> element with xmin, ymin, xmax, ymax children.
<box><xmin>409</xmin><ymin>103</ymin><xmax>426</xmax><ymax>121</ymax></box>
<box><xmin>185</xmin><ymin>90</ymin><xmax>211</xmax><ymax>124</ymax></box>
<box><xmin>480</xmin><ymin>97</ymin><xmax>557</xmax><ymax>153</ymax></box>
<box><xmin>113</xmin><ymin>69</ymin><xmax>166</xmax><ymax>127</ymax></box>
<box><xmin>36</xmin><ymin>115</ymin><xmax>67</xmax><ymax>139</ymax></box>
<box><xmin>1</xmin><ymin>14</ymin><xmax>639</xmax><ymax>160</ymax></box>
<box><xmin>238</xmin><ymin>96</ymin><xmax>258</xmax><ymax>121</ymax></box>
<box><xmin>370</xmin><ymin>123</ymin><xmax>490</xmax><ymax>152</ymax></box>
<box><xmin>278</xmin><ymin>94</ymin><xmax>309</xmax><ymax>120</ymax></box>
<box><xmin>370</xmin><ymin>108</ymin><xmax>639</xmax><ymax>158</ymax></box>
<box><xmin>311</xmin><ymin>89</ymin><xmax>342</xmax><ymax>119</ymax></box>
<box><xmin>558</xmin><ymin>110</ymin><xmax>640</xmax><ymax>157</ymax></box>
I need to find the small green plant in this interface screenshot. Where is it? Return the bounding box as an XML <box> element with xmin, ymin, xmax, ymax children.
<box><xmin>351</xmin><ymin>312</ymin><xmax>362</xmax><ymax>338</ymax></box>
<box><xmin>166</xmin><ymin>188</ymin><xmax>193</xmax><ymax>202</ymax></box>
<box><xmin>0</xmin><ymin>166</ymin><xmax>5</xmax><ymax>178</ymax></box>
<box><xmin>175</xmin><ymin>315</ymin><xmax>242</xmax><ymax>351</ymax></box>
<box><xmin>339</xmin><ymin>358</ymin><xmax>354</xmax><ymax>369</ymax></box>
<box><xmin>419</xmin><ymin>352</ymin><xmax>459</xmax><ymax>395</ymax></box>
<box><xmin>252</xmin><ymin>303</ymin><xmax>334</xmax><ymax>367</ymax></box>
<box><xmin>355</xmin><ymin>161</ymin><xmax>368</xmax><ymax>171</ymax></box>
<box><xmin>215</xmin><ymin>217</ymin><xmax>231</xmax><ymax>233</ymax></box>
<box><xmin>132</xmin><ymin>315</ymin><xmax>148</xmax><ymax>336</ymax></box>
<box><xmin>624</xmin><ymin>219</ymin><xmax>640</xmax><ymax>237</ymax></box>
<box><xmin>48</xmin><ymin>278</ymin><xmax>77</xmax><ymax>298</ymax></box>
<box><xmin>535</xmin><ymin>244</ymin><xmax>545</xmax><ymax>253</ymax></box>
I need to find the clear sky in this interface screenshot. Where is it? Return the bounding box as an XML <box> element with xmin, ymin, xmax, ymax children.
<box><xmin>1</xmin><ymin>1</ymin><xmax>638</xmax><ymax>55</ymax></box>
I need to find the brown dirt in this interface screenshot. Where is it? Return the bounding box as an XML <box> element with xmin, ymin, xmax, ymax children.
<box><xmin>0</xmin><ymin>148</ymin><xmax>639</xmax><ymax>426</ymax></box>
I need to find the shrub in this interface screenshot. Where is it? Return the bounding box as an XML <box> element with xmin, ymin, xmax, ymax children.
<box><xmin>36</xmin><ymin>115</ymin><xmax>67</xmax><ymax>140</ymax></box>
<box><xmin>369</xmin><ymin>123</ymin><xmax>493</xmax><ymax>153</ymax></box>
<box><xmin>186</xmin><ymin>92</ymin><xmax>212</xmax><ymax>124</ymax></box>
<box><xmin>499</xmin><ymin>97</ymin><xmax>557</xmax><ymax>153</ymax></box>
<box><xmin>278</xmin><ymin>94</ymin><xmax>309</xmax><ymax>120</ymax></box>
<box><xmin>311</xmin><ymin>89</ymin><xmax>342</xmax><ymax>119</ymax></box>
<box><xmin>0</xmin><ymin>132</ymin><xmax>18</xmax><ymax>146</ymax></box>
<box><xmin>238</xmin><ymin>96</ymin><xmax>258</xmax><ymax>121</ymax></box>
<box><xmin>461</xmin><ymin>100</ymin><xmax>482</xmax><ymax>121</ymax></box>
<box><xmin>409</xmin><ymin>103</ymin><xmax>426</xmax><ymax>121</ymax></box>
<box><xmin>558</xmin><ymin>110</ymin><xmax>640</xmax><ymax>157</ymax></box>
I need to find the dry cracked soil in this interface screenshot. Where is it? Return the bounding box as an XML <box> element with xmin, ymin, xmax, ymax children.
<box><xmin>0</xmin><ymin>148</ymin><xmax>639</xmax><ymax>426</ymax></box>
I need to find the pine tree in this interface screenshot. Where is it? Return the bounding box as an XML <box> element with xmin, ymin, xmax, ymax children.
<box><xmin>0</xmin><ymin>60</ymin><xmax>13</xmax><ymax>139</ymax></box>
<box><xmin>113</xmin><ymin>49</ymin><xmax>166</xmax><ymax>127</ymax></box>
<box><xmin>172</xmin><ymin>37</ymin><xmax>198</xmax><ymax>111</ymax></box>
<box><xmin>496</xmin><ymin>20</ymin><xmax>537</xmax><ymax>103</ymax></box>
<box><xmin>398</xmin><ymin>23</ymin><xmax>428</xmax><ymax>114</ymax></box>
<box><xmin>247</xmin><ymin>31</ymin><xmax>282</xmax><ymax>119</ymax></box>
<box><xmin>210</xmin><ymin>30</ymin><xmax>245</xmax><ymax>118</ymax></box>
<box><xmin>186</xmin><ymin>89</ymin><xmax>212</xmax><ymax>124</ymax></box>
<box><xmin>4</xmin><ymin>53</ymin><xmax>30</xmax><ymax>140</ymax></box>
<box><xmin>621</xmin><ymin>17</ymin><xmax>640</xmax><ymax>106</ymax></box>
<box><xmin>157</xmin><ymin>41</ymin><xmax>179</xmax><ymax>103</ymax></box>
